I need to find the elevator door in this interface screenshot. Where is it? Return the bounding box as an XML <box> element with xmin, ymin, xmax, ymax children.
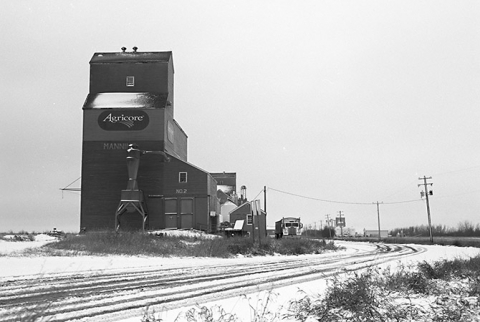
<box><xmin>164</xmin><ymin>198</ymin><xmax>177</xmax><ymax>229</ymax></box>
<box><xmin>180</xmin><ymin>198</ymin><xmax>193</xmax><ymax>229</ymax></box>
<box><xmin>147</xmin><ymin>197</ymin><xmax>162</xmax><ymax>230</ymax></box>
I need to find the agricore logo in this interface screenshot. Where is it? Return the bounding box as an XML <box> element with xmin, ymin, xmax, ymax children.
<box><xmin>98</xmin><ymin>111</ymin><xmax>149</xmax><ymax>131</ymax></box>
<box><xmin>103</xmin><ymin>113</ymin><xmax>141</xmax><ymax>128</ymax></box>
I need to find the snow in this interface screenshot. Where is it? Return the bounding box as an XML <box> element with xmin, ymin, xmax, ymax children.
<box><xmin>1</xmin><ymin>239</ymin><xmax>479</xmax><ymax>321</ymax></box>
<box><xmin>148</xmin><ymin>229</ymin><xmax>220</xmax><ymax>239</ymax></box>
<box><xmin>34</xmin><ymin>233</ymin><xmax>58</xmax><ymax>242</ymax></box>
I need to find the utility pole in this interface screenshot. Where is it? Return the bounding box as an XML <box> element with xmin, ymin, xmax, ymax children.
<box><xmin>264</xmin><ymin>186</ymin><xmax>267</xmax><ymax>215</ymax></box>
<box><xmin>373</xmin><ymin>201</ymin><xmax>383</xmax><ymax>241</ymax></box>
<box><xmin>263</xmin><ymin>186</ymin><xmax>267</xmax><ymax>239</ymax></box>
<box><xmin>250</xmin><ymin>201</ymin><xmax>255</xmax><ymax>244</ymax></box>
<box><xmin>325</xmin><ymin>214</ymin><xmax>332</xmax><ymax>238</ymax></box>
<box><xmin>418</xmin><ymin>176</ymin><xmax>434</xmax><ymax>243</ymax></box>
<box><xmin>337</xmin><ymin>211</ymin><xmax>344</xmax><ymax>237</ymax></box>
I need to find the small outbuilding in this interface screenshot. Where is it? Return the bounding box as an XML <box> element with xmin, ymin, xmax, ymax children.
<box><xmin>229</xmin><ymin>200</ymin><xmax>266</xmax><ymax>240</ymax></box>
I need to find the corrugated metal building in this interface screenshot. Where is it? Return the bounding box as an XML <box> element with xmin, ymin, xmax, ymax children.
<box><xmin>80</xmin><ymin>48</ymin><xmax>219</xmax><ymax>232</ymax></box>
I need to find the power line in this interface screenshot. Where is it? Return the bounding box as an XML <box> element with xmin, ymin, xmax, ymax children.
<box><xmin>267</xmin><ymin>186</ymin><xmax>421</xmax><ymax>206</ymax></box>
<box><xmin>267</xmin><ymin>187</ymin><xmax>372</xmax><ymax>205</ymax></box>
<box><xmin>252</xmin><ymin>189</ymin><xmax>264</xmax><ymax>201</ymax></box>
<box><xmin>382</xmin><ymin>199</ymin><xmax>422</xmax><ymax>205</ymax></box>
<box><xmin>432</xmin><ymin>165</ymin><xmax>480</xmax><ymax>177</ymax></box>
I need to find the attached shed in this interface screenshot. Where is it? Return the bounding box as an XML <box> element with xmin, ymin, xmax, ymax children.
<box><xmin>224</xmin><ymin>220</ymin><xmax>247</xmax><ymax>237</ymax></box>
<box><xmin>229</xmin><ymin>201</ymin><xmax>266</xmax><ymax>240</ymax></box>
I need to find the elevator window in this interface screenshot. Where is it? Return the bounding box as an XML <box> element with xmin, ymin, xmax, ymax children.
<box><xmin>126</xmin><ymin>76</ymin><xmax>135</xmax><ymax>87</ymax></box>
<box><xmin>179</xmin><ymin>172</ymin><xmax>187</xmax><ymax>183</ymax></box>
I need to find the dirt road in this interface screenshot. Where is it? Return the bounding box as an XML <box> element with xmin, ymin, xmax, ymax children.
<box><xmin>0</xmin><ymin>243</ymin><xmax>425</xmax><ymax>321</ymax></box>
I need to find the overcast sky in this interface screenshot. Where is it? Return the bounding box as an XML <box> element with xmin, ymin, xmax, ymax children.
<box><xmin>1</xmin><ymin>0</ymin><xmax>479</xmax><ymax>233</ymax></box>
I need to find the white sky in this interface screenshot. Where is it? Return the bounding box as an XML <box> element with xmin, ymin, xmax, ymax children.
<box><xmin>1</xmin><ymin>0</ymin><xmax>479</xmax><ymax>233</ymax></box>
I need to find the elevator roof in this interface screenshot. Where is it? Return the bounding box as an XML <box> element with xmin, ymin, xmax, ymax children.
<box><xmin>83</xmin><ymin>92</ymin><xmax>168</xmax><ymax>109</ymax></box>
<box><xmin>90</xmin><ymin>51</ymin><xmax>173</xmax><ymax>64</ymax></box>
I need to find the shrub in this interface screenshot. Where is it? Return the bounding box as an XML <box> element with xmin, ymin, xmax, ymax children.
<box><xmin>226</xmin><ymin>237</ymin><xmax>257</xmax><ymax>255</ymax></box>
<box><xmin>270</xmin><ymin>238</ymin><xmax>338</xmax><ymax>255</ymax></box>
<box><xmin>286</xmin><ymin>255</ymin><xmax>480</xmax><ymax>321</ymax></box>
<box><xmin>184</xmin><ymin>305</ymin><xmax>238</xmax><ymax>322</ymax></box>
<box><xmin>190</xmin><ymin>238</ymin><xmax>232</xmax><ymax>258</ymax></box>
<box><xmin>417</xmin><ymin>256</ymin><xmax>480</xmax><ymax>281</ymax></box>
<box><xmin>285</xmin><ymin>268</ymin><xmax>411</xmax><ymax>322</ymax></box>
<box><xmin>468</xmin><ymin>277</ymin><xmax>480</xmax><ymax>296</ymax></box>
<box><xmin>47</xmin><ymin>231</ymin><xmax>199</xmax><ymax>256</ymax></box>
<box><xmin>276</xmin><ymin>238</ymin><xmax>312</xmax><ymax>255</ymax></box>
<box><xmin>383</xmin><ymin>264</ymin><xmax>431</xmax><ymax>294</ymax></box>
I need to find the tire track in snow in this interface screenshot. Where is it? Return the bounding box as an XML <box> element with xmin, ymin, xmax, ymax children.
<box><xmin>0</xmin><ymin>243</ymin><xmax>424</xmax><ymax>321</ymax></box>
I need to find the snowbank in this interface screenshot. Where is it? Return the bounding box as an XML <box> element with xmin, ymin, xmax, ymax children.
<box><xmin>33</xmin><ymin>234</ymin><xmax>57</xmax><ymax>242</ymax></box>
<box><xmin>148</xmin><ymin>229</ymin><xmax>220</xmax><ymax>239</ymax></box>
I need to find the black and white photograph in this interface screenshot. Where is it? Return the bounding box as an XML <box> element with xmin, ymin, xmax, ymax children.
<box><xmin>1</xmin><ymin>1</ymin><xmax>480</xmax><ymax>321</ymax></box>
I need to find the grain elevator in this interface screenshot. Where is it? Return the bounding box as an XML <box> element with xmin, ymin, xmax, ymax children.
<box><xmin>80</xmin><ymin>48</ymin><xmax>219</xmax><ymax>231</ymax></box>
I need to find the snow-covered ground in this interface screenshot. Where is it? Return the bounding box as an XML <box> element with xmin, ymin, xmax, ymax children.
<box><xmin>1</xmin><ymin>238</ymin><xmax>479</xmax><ymax>321</ymax></box>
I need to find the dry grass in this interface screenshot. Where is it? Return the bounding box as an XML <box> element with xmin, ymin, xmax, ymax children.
<box><xmin>285</xmin><ymin>255</ymin><xmax>480</xmax><ymax>321</ymax></box>
<box><xmin>39</xmin><ymin>230</ymin><xmax>339</xmax><ymax>257</ymax></box>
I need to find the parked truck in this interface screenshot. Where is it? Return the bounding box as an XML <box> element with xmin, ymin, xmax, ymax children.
<box><xmin>275</xmin><ymin>217</ymin><xmax>303</xmax><ymax>238</ymax></box>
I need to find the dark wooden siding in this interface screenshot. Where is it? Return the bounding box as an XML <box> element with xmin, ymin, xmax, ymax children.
<box><xmin>230</xmin><ymin>204</ymin><xmax>267</xmax><ymax>239</ymax></box>
<box><xmin>163</xmin><ymin>118</ymin><xmax>187</xmax><ymax>161</ymax></box>
<box><xmin>194</xmin><ymin>197</ymin><xmax>208</xmax><ymax>231</ymax></box>
<box><xmin>81</xmin><ymin>147</ymin><xmax>217</xmax><ymax>231</ymax></box>
<box><xmin>162</xmin><ymin>158</ymin><xmax>208</xmax><ymax>196</ymax></box>
<box><xmin>147</xmin><ymin>197</ymin><xmax>164</xmax><ymax>230</ymax></box>
<box><xmin>80</xmin><ymin>140</ymin><xmax>166</xmax><ymax>230</ymax></box>
<box><xmin>172</xmin><ymin>121</ymin><xmax>188</xmax><ymax>161</ymax></box>
<box><xmin>90</xmin><ymin>62</ymin><xmax>170</xmax><ymax>94</ymax></box>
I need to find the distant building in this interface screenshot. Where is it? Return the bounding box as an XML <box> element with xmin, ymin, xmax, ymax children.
<box><xmin>216</xmin><ymin>190</ymin><xmax>238</xmax><ymax>223</ymax></box>
<box><xmin>335</xmin><ymin>227</ymin><xmax>356</xmax><ymax>237</ymax></box>
<box><xmin>363</xmin><ymin>229</ymin><xmax>389</xmax><ymax>238</ymax></box>
<box><xmin>212</xmin><ymin>172</ymin><xmax>240</xmax><ymax>226</ymax></box>
<box><xmin>211</xmin><ymin>172</ymin><xmax>237</xmax><ymax>197</ymax></box>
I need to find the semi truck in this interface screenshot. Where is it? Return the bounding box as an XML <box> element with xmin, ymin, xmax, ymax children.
<box><xmin>275</xmin><ymin>217</ymin><xmax>303</xmax><ymax>238</ymax></box>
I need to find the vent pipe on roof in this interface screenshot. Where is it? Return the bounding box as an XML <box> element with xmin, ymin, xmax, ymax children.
<box><xmin>132</xmin><ymin>46</ymin><xmax>138</xmax><ymax>53</ymax></box>
<box><xmin>241</xmin><ymin>185</ymin><xmax>247</xmax><ymax>201</ymax></box>
<box><xmin>121</xmin><ymin>47</ymin><xmax>126</xmax><ymax>52</ymax></box>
